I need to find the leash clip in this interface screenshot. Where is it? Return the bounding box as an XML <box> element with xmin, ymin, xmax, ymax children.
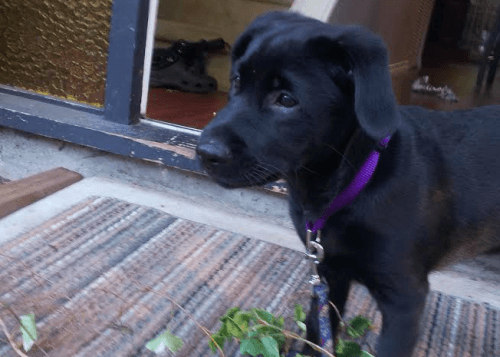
<box><xmin>305</xmin><ymin>228</ymin><xmax>324</xmax><ymax>285</ymax></box>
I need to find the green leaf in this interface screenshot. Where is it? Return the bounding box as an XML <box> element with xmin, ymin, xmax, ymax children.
<box><xmin>267</xmin><ymin>332</ymin><xmax>286</xmax><ymax>350</ymax></box>
<box><xmin>361</xmin><ymin>351</ymin><xmax>375</xmax><ymax>357</ymax></box>
<box><xmin>248</xmin><ymin>330</ymin><xmax>259</xmax><ymax>338</ymax></box>
<box><xmin>252</xmin><ymin>309</ymin><xmax>274</xmax><ymax>324</ymax></box>
<box><xmin>255</xmin><ymin>325</ymin><xmax>276</xmax><ymax>335</ymax></box>
<box><xmin>163</xmin><ymin>330</ymin><xmax>183</xmax><ymax>352</ymax></box>
<box><xmin>218</xmin><ymin>321</ymin><xmax>229</xmax><ymax>337</ymax></box>
<box><xmin>335</xmin><ymin>338</ymin><xmax>362</xmax><ymax>357</ymax></box>
<box><xmin>220</xmin><ymin>307</ymin><xmax>241</xmax><ymax>322</ymax></box>
<box><xmin>240</xmin><ymin>338</ymin><xmax>265</xmax><ymax>356</ymax></box>
<box><xmin>218</xmin><ymin>308</ymin><xmax>251</xmax><ymax>340</ymax></box>
<box><xmin>234</xmin><ymin>311</ymin><xmax>252</xmax><ymax>334</ymax></box>
<box><xmin>253</xmin><ymin>325</ymin><xmax>286</xmax><ymax>348</ymax></box>
<box><xmin>346</xmin><ymin>325</ymin><xmax>358</xmax><ymax>338</ymax></box>
<box><xmin>294</xmin><ymin>304</ymin><xmax>306</xmax><ymax>322</ymax></box>
<box><xmin>226</xmin><ymin>317</ymin><xmax>245</xmax><ymax>339</ymax></box>
<box><xmin>20</xmin><ymin>314</ymin><xmax>37</xmax><ymax>352</ymax></box>
<box><xmin>336</xmin><ymin>338</ymin><xmax>346</xmax><ymax>351</ymax></box>
<box><xmin>146</xmin><ymin>335</ymin><xmax>164</xmax><ymax>352</ymax></box>
<box><xmin>260</xmin><ymin>336</ymin><xmax>280</xmax><ymax>357</ymax></box>
<box><xmin>296</xmin><ymin>321</ymin><xmax>307</xmax><ymax>332</ymax></box>
<box><xmin>146</xmin><ymin>330</ymin><xmax>183</xmax><ymax>353</ymax></box>
<box><xmin>347</xmin><ymin>315</ymin><xmax>372</xmax><ymax>338</ymax></box>
<box><xmin>208</xmin><ymin>333</ymin><xmax>226</xmax><ymax>353</ymax></box>
<box><xmin>226</xmin><ymin>307</ymin><xmax>241</xmax><ymax>319</ymax></box>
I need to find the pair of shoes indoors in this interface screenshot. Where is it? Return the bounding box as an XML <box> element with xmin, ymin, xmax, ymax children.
<box><xmin>150</xmin><ymin>38</ymin><xmax>228</xmax><ymax>93</ymax></box>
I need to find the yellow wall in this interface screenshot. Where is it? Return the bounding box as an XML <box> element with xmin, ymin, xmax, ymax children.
<box><xmin>157</xmin><ymin>0</ymin><xmax>290</xmax><ymax>44</ymax></box>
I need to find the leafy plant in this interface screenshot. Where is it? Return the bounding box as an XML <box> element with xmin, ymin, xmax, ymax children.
<box><xmin>345</xmin><ymin>316</ymin><xmax>372</xmax><ymax>339</ymax></box>
<box><xmin>293</xmin><ymin>304</ymin><xmax>307</xmax><ymax>333</ymax></box>
<box><xmin>208</xmin><ymin>306</ymin><xmax>287</xmax><ymax>357</ymax></box>
<box><xmin>146</xmin><ymin>329</ymin><xmax>184</xmax><ymax>354</ymax></box>
<box><xmin>205</xmin><ymin>304</ymin><xmax>374</xmax><ymax>357</ymax></box>
<box><xmin>336</xmin><ymin>315</ymin><xmax>374</xmax><ymax>357</ymax></box>
<box><xmin>19</xmin><ymin>313</ymin><xmax>37</xmax><ymax>352</ymax></box>
<box><xmin>4</xmin><ymin>302</ymin><xmax>373</xmax><ymax>357</ymax></box>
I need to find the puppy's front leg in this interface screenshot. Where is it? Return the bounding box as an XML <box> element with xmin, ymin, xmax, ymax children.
<box><xmin>373</xmin><ymin>280</ymin><xmax>429</xmax><ymax>356</ymax></box>
<box><xmin>303</xmin><ymin>265</ymin><xmax>352</xmax><ymax>356</ymax></box>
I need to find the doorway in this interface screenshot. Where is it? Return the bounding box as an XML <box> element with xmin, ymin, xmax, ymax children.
<box><xmin>142</xmin><ymin>0</ymin><xmax>293</xmax><ymax>129</ymax></box>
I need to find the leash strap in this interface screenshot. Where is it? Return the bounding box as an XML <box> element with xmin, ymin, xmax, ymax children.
<box><xmin>306</xmin><ymin>229</ymin><xmax>332</xmax><ymax>357</ymax></box>
<box><xmin>314</xmin><ymin>282</ymin><xmax>334</xmax><ymax>354</ymax></box>
<box><xmin>303</xmin><ymin>135</ymin><xmax>391</xmax><ymax>356</ymax></box>
<box><xmin>307</xmin><ymin>135</ymin><xmax>391</xmax><ymax>233</ymax></box>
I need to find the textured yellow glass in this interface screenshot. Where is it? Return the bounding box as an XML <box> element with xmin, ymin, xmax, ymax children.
<box><xmin>0</xmin><ymin>0</ymin><xmax>112</xmax><ymax>107</ymax></box>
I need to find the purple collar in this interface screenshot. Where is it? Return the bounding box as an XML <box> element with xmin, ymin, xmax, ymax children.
<box><xmin>306</xmin><ymin>135</ymin><xmax>391</xmax><ymax>233</ymax></box>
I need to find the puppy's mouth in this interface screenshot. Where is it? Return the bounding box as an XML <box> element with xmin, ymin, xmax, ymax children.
<box><xmin>196</xmin><ymin>131</ymin><xmax>284</xmax><ymax>188</ymax></box>
<box><xmin>211</xmin><ymin>172</ymin><xmax>280</xmax><ymax>189</ymax></box>
<box><xmin>198</xmin><ymin>155</ymin><xmax>282</xmax><ymax>189</ymax></box>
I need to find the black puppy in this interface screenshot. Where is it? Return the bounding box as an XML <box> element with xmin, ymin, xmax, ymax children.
<box><xmin>196</xmin><ymin>11</ymin><xmax>500</xmax><ymax>356</ymax></box>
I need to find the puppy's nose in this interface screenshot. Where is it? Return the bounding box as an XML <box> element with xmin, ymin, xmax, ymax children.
<box><xmin>196</xmin><ymin>141</ymin><xmax>233</xmax><ymax>165</ymax></box>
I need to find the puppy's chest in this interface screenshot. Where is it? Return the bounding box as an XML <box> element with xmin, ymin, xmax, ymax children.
<box><xmin>319</xmin><ymin>226</ymin><xmax>356</xmax><ymax>257</ymax></box>
<box><xmin>292</xmin><ymin>208</ymin><xmax>360</xmax><ymax>257</ymax></box>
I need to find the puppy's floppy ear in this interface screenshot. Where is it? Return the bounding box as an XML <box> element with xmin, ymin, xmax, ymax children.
<box><xmin>308</xmin><ymin>25</ymin><xmax>400</xmax><ymax>140</ymax></box>
<box><xmin>232</xmin><ymin>11</ymin><xmax>312</xmax><ymax>61</ymax></box>
<box><xmin>232</xmin><ymin>12</ymin><xmax>287</xmax><ymax>61</ymax></box>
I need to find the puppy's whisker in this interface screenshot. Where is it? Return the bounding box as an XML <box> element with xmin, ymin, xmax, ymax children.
<box><xmin>324</xmin><ymin>144</ymin><xmax>356</xmax><ymax>171</ymax></box>
<box><xmin>244</xmin><ymin>172</ymin><xmax>255</xmax><ymax>184</ymax></box>
<box><xmin>255</xmin><ymin>172</ymin><xmax>268</xmax><ymax>183</ymax></box>
<box><xmin>249</xmin><ymin>168</ymin><xmax>268</xmax><ymax>183</ymax></box>
<box><xmin>250</xmin><ymin>170</ymin><xmax>265</xmax><ymax>182</ymax></box>
<box><xmin>254</xmin><ymin>165</ymin><xmax>274</xmax><ymax>177</ymax></box>
<box><xmin>300</xmin><ymin>166</ymin><xmax>319</xmax><ymax>175</ymax></box>
<box><xmin>257</xmin><ymin>167</ymin><xmax>275</xmax><ymax>181</ymax></box>
<box><xmin>256</xmin><ymin>162</ymin><xmax>288</xmax><ymax>181</ymax></box>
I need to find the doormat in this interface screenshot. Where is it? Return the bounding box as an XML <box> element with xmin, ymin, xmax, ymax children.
<box><xmin>0</xmin><ymin>196</ymin><xmax>498</xmax><ymax>356</ymax></box>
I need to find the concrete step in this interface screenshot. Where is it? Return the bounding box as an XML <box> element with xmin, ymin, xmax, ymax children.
<box><xmin>1</xmin><ymin>127</ymin><xmax>499</xmax><ymax>309</ymax></box>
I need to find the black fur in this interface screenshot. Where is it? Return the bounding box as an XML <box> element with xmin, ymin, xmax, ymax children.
<box><xmin>196</xmin><ymin>11</ymin><xmax>500</xmax><ymax>356</ymax></box>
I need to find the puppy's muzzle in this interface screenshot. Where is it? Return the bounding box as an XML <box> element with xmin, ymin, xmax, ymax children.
<box><xmin>196</xmin><ymin>139</ymin><xmax>234</xmax><ymax>168</ymax></box>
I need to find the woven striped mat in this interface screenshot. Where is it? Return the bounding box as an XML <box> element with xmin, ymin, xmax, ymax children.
<box><xmin>0</xmin><ymin>196</ymin><xmax>498</xmax><ymax>357</ymax></box>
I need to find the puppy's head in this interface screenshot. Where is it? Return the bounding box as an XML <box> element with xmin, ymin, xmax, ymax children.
<box><xmin>196</xmin><ymin>11</ymin><xmax>399</xmax><ymax>189</ymax></box>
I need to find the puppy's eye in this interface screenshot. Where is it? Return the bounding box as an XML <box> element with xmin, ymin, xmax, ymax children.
<box><xmin>276</xmin><ymin>93</ymin><xmax>296</xmax><ymax>108</ymax></box>
<box><xmin>232</xmin><ymin>76</ymin><xmax>241</xmax><ymax>90</ymax></box>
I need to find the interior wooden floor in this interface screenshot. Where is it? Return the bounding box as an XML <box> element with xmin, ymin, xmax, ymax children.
<box><xmin>395</xmin><ymin>63</ymin><xmax>500</xmax><ymax>110</ymax></box>
<box><xmin>146</xmin><ymin>63</ymin><xmax>500</xmax><ymax>129</ymax></box>
<box><xmin>146</xmin><ymin>88</ymin><xmax>227</xmax><ymax>129</ymax></box>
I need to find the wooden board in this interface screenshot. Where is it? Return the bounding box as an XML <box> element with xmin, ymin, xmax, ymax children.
<box><xmin>0</xmin><ymin>167</ymin><xmax>83</xmax><ymax>219</ymax></box>
<box><xmin>0</xmin><ymin>176</ymin><xmax>10</xmax><ymax>184</ymax></box>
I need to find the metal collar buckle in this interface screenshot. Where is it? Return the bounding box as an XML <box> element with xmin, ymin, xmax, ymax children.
<box><xmin>305</xmin><ymin>228</ymin><xmax>324</xmax><ymax>286</ymax></box>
